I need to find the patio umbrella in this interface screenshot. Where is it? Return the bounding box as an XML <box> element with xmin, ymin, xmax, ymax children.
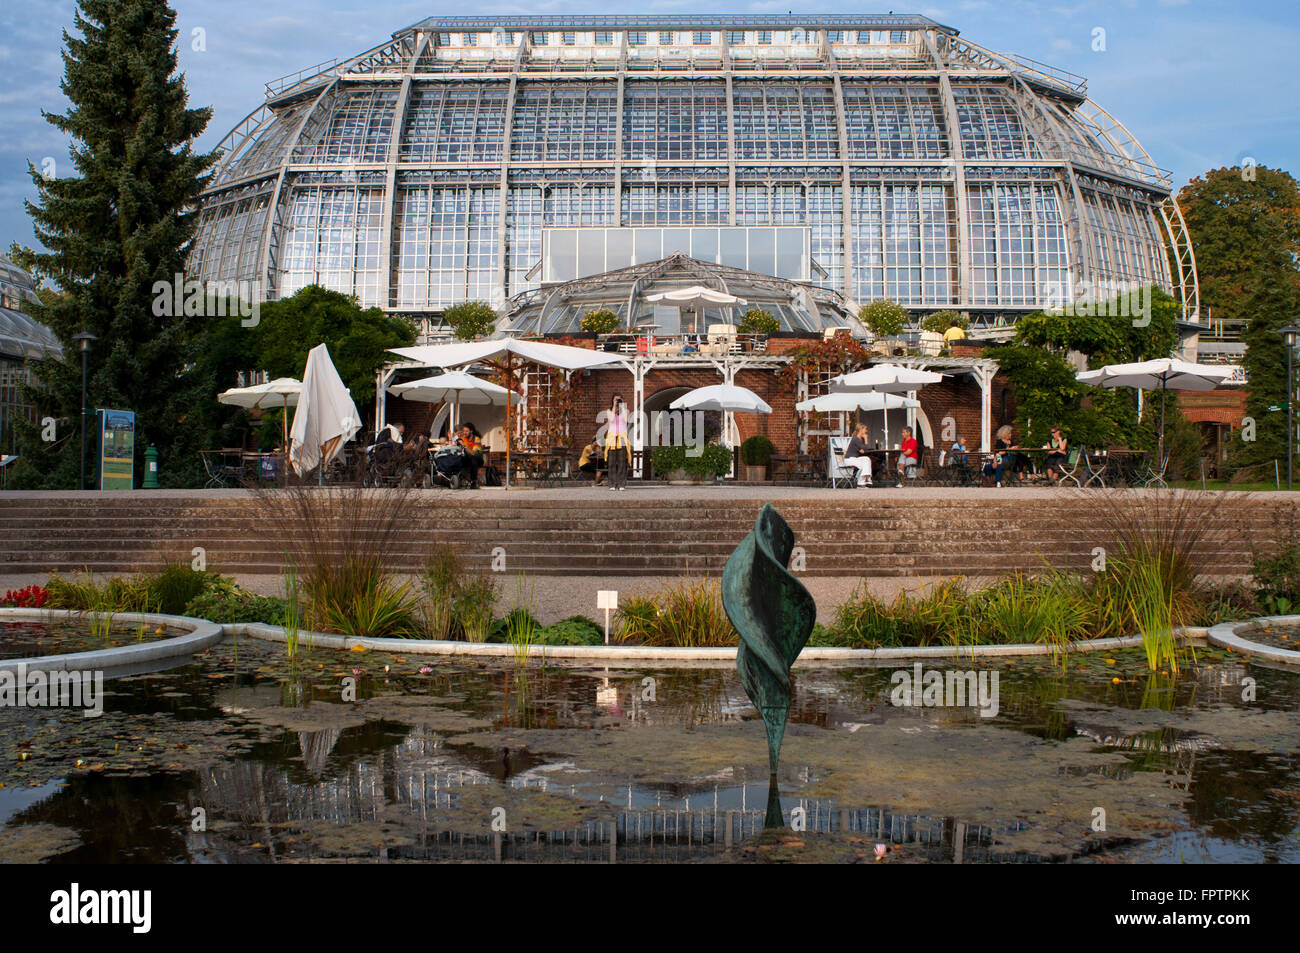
<box><xmin>645</xmin><ymin>285</ymin><xmax>747</xmax><ymax>334</ymax></box>
<box><xmin>796</xmin><ymin>392</ymin><xmax>920</xmax><ymax>446</ymax></box>
<box><xmin>217</xmin><ymin>377</ymin><xmax>302</xmax><ymax>450</ymax></box>
<box><xmin>829</xmin><ymin>364</ymin><xmax>945</xmax><ymax>446</ymax></box>
<box><xmin>390</xmin><ymin>338</ymin><xmax>623</xmax><ymax>487</ymax></box>
<box><xmin>1076</xmin><ymin>358</ymin><xmax>1236</xmax><ymax>460</ymax></box>
<box><xmin>290</xmin><ymin>343</ymin><xmax>361</xmax><ymax>480</ymax></box>
<box><xmin>388</xmin><ymin>370</ymin><xmax>522</xmax><ymax>436</ymax></box>
<box><xmin>669</xmin><ymin>384</ymin><xmax>772</xmax><ymax>415</ymax></box>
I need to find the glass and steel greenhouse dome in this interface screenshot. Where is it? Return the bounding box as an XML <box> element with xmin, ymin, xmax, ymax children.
<box><xmin>192</xmin><ymin>14</ymin><xmax>1199</xmax><ymax>334</ymax></box>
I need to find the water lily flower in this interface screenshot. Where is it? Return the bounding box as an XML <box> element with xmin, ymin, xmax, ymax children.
<box><xmin>874</xmin><ymin>844</ymin><xmax>887</xmax><ymax>859</ymax></box>
<box><xmin>418</xmin><ymin>666</ymin><xmax>433</xmax><ymax>675</ymax></box>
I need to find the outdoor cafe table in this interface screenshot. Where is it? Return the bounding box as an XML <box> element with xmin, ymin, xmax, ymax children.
<box><xmin>865</xmin><ymin>447</ymin><xmax>914</xmax><ymax>482</ymax></box>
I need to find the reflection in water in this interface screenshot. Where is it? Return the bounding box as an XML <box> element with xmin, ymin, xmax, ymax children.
<box><xmin>1</xmin><ymin>642</ymin><xmax>1298</xmax><ymax>863</ymax></box>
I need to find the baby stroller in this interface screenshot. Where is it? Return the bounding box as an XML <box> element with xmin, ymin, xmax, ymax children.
<box><xmin>364</xmin><ymin>437</ymin><xmax>403</xmax><ymax>487</ymax></box>
<box><xmin>430</xmin><ymin>444</ymin><xmax>468</xmax><ymax>489</ymax></box>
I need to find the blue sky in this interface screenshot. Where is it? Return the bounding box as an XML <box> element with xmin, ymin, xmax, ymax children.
<box><xmin>1</xmin><ymin>0</ymin><xmax>1297</xmax><ymax>257</ymax></box>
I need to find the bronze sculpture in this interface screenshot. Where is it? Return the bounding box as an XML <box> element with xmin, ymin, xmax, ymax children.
<box><xmin>721</xmin><ymin>503</ymin><xmax>817</xmax><ymax>793</ymax></box>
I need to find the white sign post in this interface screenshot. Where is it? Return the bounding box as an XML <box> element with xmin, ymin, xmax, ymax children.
<box><xmin>596</xmin><ymin>590</ymin><xmax>619</xmax><ymax>645</ymax></box>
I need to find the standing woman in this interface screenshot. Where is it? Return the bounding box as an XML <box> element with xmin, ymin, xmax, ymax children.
<box><xmin>606</xmin><ymin>393</ymin><xmax>631</xmax><ymax>491</ymax></box>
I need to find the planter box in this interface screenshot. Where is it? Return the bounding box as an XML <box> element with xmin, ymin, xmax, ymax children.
<box><xmin>665</xmin><ymin>467</ymin><xmax>710</xmax><ymax>485</ymax></box>
<box><xmin>739</xmin><ymin>464</ymin><xmax>768</xmax><ymax>482</ymax></box>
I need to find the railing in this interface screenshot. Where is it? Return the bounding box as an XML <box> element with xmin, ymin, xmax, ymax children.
<box><xmin>265</xmin><ymin>58</ymin><xmax>343</xmax><ymax>98</ymax></box>
<box><xmin>594</xmin><ymin>332</ymin><xmax>770</xmax><ymax>356</ymax></box>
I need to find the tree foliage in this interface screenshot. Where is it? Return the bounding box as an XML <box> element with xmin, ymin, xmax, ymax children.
<box><xmin>253</xmin><ymin>285</ymin><xmax>415</xmax><ymax>405</ymax></box>
<box><xmin>443</xmin><ymin>301</ymin><xmax>498</xmax><ymax>340</ymax></box>
<box><xmin>858</xmin><ymin>299</ymin><xmax>909</xmax><ymax>338</ymax></box>
<box><xmin>579</xmin><ymin>308</ymin><xmax>619</xmax><ymax>334</ymax></box>
<box><xmin>738</xmin><ymin>308</ymin><xmax>780</xmax><ymax>335</ymax></box>
<box><xmin>1178</xmin><ymin>165</ymin><xmax>1300</xmax><ymax>467</ymax></box>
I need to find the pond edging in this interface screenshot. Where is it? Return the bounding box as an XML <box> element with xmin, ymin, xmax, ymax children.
<box><xmin>225</xmin><ymin>621</ymin><xmax>1170</xmax><ymax>664</ymax></box>
<box><xmin>0</xmin><ymin>608</ymin><xmax>224</xmax><ymax>673</ymax></box>
<box><xmin>1207</xmin><ymin>615</ymin><xmax>1300</xmax><ymax>665</ymax></box>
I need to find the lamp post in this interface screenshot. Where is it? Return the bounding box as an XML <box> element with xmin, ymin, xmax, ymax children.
<box><xmin>73</xmin><ymin>332</ymin><xmax>96</xmax><ymax>490</ymax></box>
<box><xmin>1280</xmin><ymin>325</ymin><xmax>1300</xmax><ymax>492</ymax></box>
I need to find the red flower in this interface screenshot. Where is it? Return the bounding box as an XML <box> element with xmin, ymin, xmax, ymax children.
<box><xmin>2</xmin><ymin>585</ymin><xmax>48</xmax><ymax>609</ymax></box>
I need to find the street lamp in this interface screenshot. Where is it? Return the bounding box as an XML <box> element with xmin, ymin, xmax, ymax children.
<box><xmin>73</xmin><ymin>331</ymin><xmax>96</xmax><ymax>490</ymax></box>
<box><xmin>1279</xmin><ymin>325</ymin><xmax>1300</xmax><ymax>492</ymax></box>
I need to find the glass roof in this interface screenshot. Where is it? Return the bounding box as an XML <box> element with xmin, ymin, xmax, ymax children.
<box><xmin>0</xmin><ymin>257</ymin><xmax>60</xmax><ymax>361</ymax></box>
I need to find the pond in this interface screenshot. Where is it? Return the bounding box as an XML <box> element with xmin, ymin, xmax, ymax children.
<box><xmin>0</xmin><ymin>636</ymin><xmax>1297</xmax><ymax>863</ymax></box>
<box><xmin>0</xmin><ymin>620</ymin><xmax>179</xmax><ymax>661</ymax></box>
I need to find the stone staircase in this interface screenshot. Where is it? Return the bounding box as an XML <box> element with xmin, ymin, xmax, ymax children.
<box><xmin>0</xmin><ymin>489</ymin><xmax>1284</xmax><ymax>579</ymax></box>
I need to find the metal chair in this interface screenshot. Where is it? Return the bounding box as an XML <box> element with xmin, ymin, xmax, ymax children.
<box><xmin>1056</xmin><ymin>446</ymin><xmax>1084</xmax><ymax>488</ymax></box>
<box><xmin>826</xmin><ymin>436</ymin><xmax>857</xmax><ymax>488</ymax></box>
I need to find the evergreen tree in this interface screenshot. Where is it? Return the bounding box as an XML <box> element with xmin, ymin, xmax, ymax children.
<box><xmin>17</xmin><ymin>0</ymin><xmax>217</xmax><ymax>488</ymax></box>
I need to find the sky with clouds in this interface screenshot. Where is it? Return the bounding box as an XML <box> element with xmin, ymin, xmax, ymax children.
<box><xmin>1</xmin><ymin>0</ymin><xmax>1296</xmax><ymax>257</ymax></box>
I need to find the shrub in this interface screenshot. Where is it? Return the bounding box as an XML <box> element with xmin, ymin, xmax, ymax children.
<box><xmin>149</xmin><ymin>563</ymin><xmax>210</xmax><ymax>615</ymax></box>
<box><xmin>454</xmin><ymin>575</ymin><xmax>498</xmax><ymax>643</ymax></box>
<box><xmin>183</xmin><ymin>580</ymin><xmax>288</xmax><ymax>625</ymax></box>
<box><xmin>615</xmin><ymin>579</ymin><xmax>737</xmax><ymax>646</ymax></box>
<box><xmin>739</xmin><ymin>435</ymin><xmax>775</xmax><ymax>467</ymax></box>
<box><xmin>443</xmin><ymin>301</ymin><xmax>498</xmax><ymax>340</ymax></box>
<box><xmin>536</xmin><ymin>615</ymin><xmax>605</xmax><ymax>646</ymax></box>
<box><xmin>320</xmin><ymin>578</ymin><xmax>421</xmax><ymax>639</ymax></box>
<box><xmin>921</xmin><ymin>311</ymin><xmax>968</xmax><ymax>334</ymax></box>
<box><xmin>580</xmin><ymin>309</ymin><xmax>620</xmax><ymax>334</ymax></box>
<box><xmin>651</xmin><ymin>443</ymin><xmax>732</xmax><ymax>479</ymax></box>
<box><xmin>738</xmin><ymin>308</ymin><xmax>779</xmax><ymax>336</ymax></box>
<box><xmin>858</xmin><ymin>299</ymin><xmax>909</xmax><ymax>338</ymax></box>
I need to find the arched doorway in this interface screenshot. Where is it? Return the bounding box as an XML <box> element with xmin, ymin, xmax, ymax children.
<box><xmin>643</xmin><ymin>386</ymin><xmax>728</xmax><ymax>448</ymax></box>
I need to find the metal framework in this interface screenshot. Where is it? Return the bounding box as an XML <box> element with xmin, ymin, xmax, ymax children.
<box><xmin>194</xmin><ymin>15</ymin><xmax>1196</xmax><ymax>327</ymax></box>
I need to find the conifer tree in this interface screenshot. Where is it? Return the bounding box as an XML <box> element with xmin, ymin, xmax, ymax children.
<box><xmin>18</xmin><ymin>0</ymin><xmax>217</xmax><ymax>487</ymax></box>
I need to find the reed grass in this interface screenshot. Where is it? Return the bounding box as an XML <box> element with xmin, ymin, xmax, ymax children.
<box><xmin>615</xmin><ymin>579</ymin><xmax>737</xmax><ymax>647</ymax></box>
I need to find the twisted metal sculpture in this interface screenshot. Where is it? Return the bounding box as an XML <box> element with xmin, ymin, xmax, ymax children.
<box><xmin>722</xmin><ymin>503</ymin><xmax>817</xmax><ymax>781</ymax></box>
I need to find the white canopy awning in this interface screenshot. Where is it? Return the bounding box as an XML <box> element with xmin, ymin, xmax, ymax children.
<box><xmin>830</xmin><ymin>363</ymin><xmax>946</xmax><ymax>393</ymax></box>
<box><xmin>644</xmin><ymin>285</ymin><xmax>747</xmax><ymax>308</ymax></box>
<box><xmin>796</xmin><ymin>392</ymin><xmax>920</xmax><ymax>413</ymax></box>
<box><xmin>1075</xmin><ymin>358</ymin><xmax>1236</xmax><ymax>393</ymax></box>
<box><xmin>390</xmin><ymin>337</ymin><xmax>623</xmax><ymax>372</ymax></box>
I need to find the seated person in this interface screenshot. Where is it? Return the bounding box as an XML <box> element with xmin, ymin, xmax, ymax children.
<box><xmin>843</xmin><ymin>424</ymin><xmax>873</xmax><ymax>487</ymax></box>
<box><xmin>455</xmin><ymin>423</ymin><xmax>484</xmax><ymax>488</ymax></box>
<box><xmin>1045</xmin><ymin>424</ymin><xmax>1068</xmax><ymax>479</ymax></box>
<box><xmin>949</xmin><ymin>434</ymin><xmax>969</xmax><ymax>468</ymax></box>
<box><xmin>376</xmin><ymin>421</ymin><xmax>404</xmax><ymax>445</ymax></box>
<box><xmin>578</xmin><ymin>439</ymin><xmax>607</xmax><ymax>486</ymax></box>
<box><xmin>985</xmin><ymin>424</ymin><xmax>1021</xmax><ymax>487</ymax></box>
<box><xmin>897</xmin><ymin>427</ymin><xmax>919</xmax><ymax>487</ymax></box>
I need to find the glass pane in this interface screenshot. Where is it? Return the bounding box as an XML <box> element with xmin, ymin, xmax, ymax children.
<box><xmin>691</xmin><ymin>228</ymin><xmax>719</xmax><ymax>263</ymax></box>
<box><xmin>776</xmin><ymin>228</ymin><xmax>805</xmax><ymax>279</ymax></box>
<box><xmin>606</xmin><ymin>228</ymin><xmax>633</xmax><ymax>270</ymax></box>
<box><xmin>546</xmin><ymin>228</ymin><xmax>576</xmax><ymax>281</ymax></box>
<box><xmin>633</xmin><ymin>229</ymin><xmax>662</xmax><ymax>264</ymax></box>
<box><xmin>662</xmin><ymin>228</ymin><xmax>691</xmax><ymax>256</ymax></box>
<box><xmin>748</xmin><ymin>228</ymin><xmax>776</xmax><ymax>275</ymax></box>
<box><xmin>577</xmin><ymin>229</ymin><xmax>605</xmax><ymax>278</ymax></box>
<box><xmin>719</xmin><ymin>228</ymin><xmax>747</xmax><ymax>269</ymax></box>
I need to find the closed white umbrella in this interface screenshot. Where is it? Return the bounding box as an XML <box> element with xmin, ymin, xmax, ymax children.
<box><xmin>1076</xmin><ymin>358</ymin><xmax>1236</xmax><ymax>459</ymax></box>
<box><xmin>390</xmin><ymin>338</ymin><xmax>623</xmax><ymax>487</ymax></box>
<box><xmin>388</xmin><ymin>370</ymin><xmax>522</xmax><ymax>435</ymax></box>
<box><xmin>829</xmin><ymin>364</ymin><xmax>945</xmax><ymax>446</ymax></box>
<box><xmin>290</xmin><ymin>344</ymin><xmax>361</xmax><ymax>479</ymax></box>
<box><xmin>669</xmin><ymin>384</ymin><xmax>772</xmax><ymax>414</ymax></box>
<box><xmin>218</xmin><ymin>377</ymin><xmax>302</xmax><ymax>449</ymax></box>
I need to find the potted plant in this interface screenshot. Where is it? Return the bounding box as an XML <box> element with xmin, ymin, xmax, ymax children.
<box><xmin>581</xmin><ymin>308</ymin><xmax>620</xmax><ymax>335</ymax></box>
<box><xmin>651</xmin><ymin>443</ymin><xmax>734</xmax><ymax>484</ymax></box>
<box><xmin>738</xmin><ymin>435</ymin><xmax>775</xmax><ymax>482</ymax></box>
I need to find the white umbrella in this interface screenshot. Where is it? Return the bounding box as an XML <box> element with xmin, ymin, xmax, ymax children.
<box><xmin>795</xmin><ymin>392</ymin><xmax>920</xmax><ymax>413</ymax></box>
<box><xmin>1076</xmin><ymin>358</ymin><xmax>1235</xmax><ymax>459</ymax></box>
<box><xmin>388</xmin><ymin>370</ymin><xmax>522</xmax><ymax>436</ymax></box>
<box><xmin>669</xmin><ymin>384</ymin><xmax>772</xmax><ymax>414</ymax></box>
<box><xmin>829</xmin><ymin>364</ymin><xmax>945</xmax><ymax>446</ymax></box>
<box><xmin>290</xmin><ymin>343</ymin><xmax>361</xmax><ymax>479</ymax></box>
<box><xmin>390</xmin><ymin>338</ymin><xmax>623</xmax><ymax>487</ymax></box>
<box><xmin>217</xmin><ymin>377</ymin><xmax>302</xmax><ymax>449</ymax></box>
<box><xmin>645</xmin><ymin>286</ymin><xmax>747</xmax><ymax>334</ymax></box>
